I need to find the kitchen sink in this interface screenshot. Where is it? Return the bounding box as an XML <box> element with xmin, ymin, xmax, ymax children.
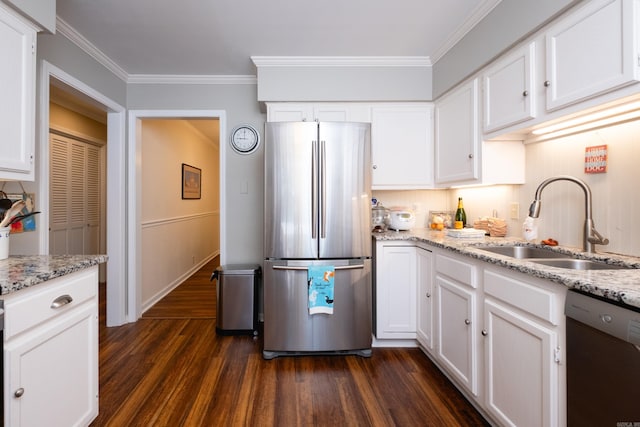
<box><xmin>476</xmin><ymin>245</ymin><xmax>572</xmax><ymax>259</ymax></box>
<box><xmin>529</xmin><ymin>259</ymin><xmax>633</xmax><ymax>270</ymax></box>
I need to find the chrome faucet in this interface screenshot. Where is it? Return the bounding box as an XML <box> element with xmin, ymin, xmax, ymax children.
<box><xmin>528</xmin><ymin>175</ymin><xmax>609</xmax><ymax>253</ymax></box>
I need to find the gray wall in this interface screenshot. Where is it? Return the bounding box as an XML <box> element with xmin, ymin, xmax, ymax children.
<box><xmin>2</xmin><ymin>0</ymin><xmax>56</xmax><ymax>33</ymax></box>
<box><xmin>433</xmin><ymin>0</ymin><xmax>581</xmax><ymax>98</ymax></box>
<box><xmin>257</xmin><ymin>64</ymin><xmax>432</xmax><ymax>102</ymax></box>
<box><xmin>37</xmin><ymin>32</ymin><xmax>127</xmax><ymax>106</ymax></box>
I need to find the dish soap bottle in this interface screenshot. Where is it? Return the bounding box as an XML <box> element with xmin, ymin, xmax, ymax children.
<box><xmin>454</xmin><ymin>197</ymin><xmax>467</xmax><ymax>229</ymax></box>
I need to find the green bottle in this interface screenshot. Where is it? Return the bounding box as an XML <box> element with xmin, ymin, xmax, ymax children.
<box><xmin>454</xmin><ymin>197</ymin><xmax>467</xmax><ymax>229</ymax></box>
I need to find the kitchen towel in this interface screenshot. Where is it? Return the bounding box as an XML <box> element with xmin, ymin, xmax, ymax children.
<box><xmin>308</xmin><ymin>265</ymin><xmax>335</xmax><ymax>315</ymax></box>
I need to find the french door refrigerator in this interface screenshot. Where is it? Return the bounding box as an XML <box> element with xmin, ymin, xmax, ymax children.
<box><xmin>263</xmin><ymin>121</ymin><xmax>372</xmax><ymax>359</ymax></box>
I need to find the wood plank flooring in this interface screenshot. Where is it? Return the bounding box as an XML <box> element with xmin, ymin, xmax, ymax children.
<box><xmin>91</xmin><ymin>258</ymin><xmax>489</xmax><ymax>426</ymax></box>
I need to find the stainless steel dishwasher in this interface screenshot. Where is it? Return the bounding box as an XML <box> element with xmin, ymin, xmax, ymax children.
<box><xmin>565</xmin><ymin>290</ymin><xmax>640</xmax><ymax>426</ymax></box>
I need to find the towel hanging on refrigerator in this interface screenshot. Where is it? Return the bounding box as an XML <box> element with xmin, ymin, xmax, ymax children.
<box><xmin>308</xmin><ymin>265</ymin><xmax>335</xmax><ymax>315</ymax></box>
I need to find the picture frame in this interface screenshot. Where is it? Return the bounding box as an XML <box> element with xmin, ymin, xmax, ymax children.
<box><xmin>181</xmin><ymin>163</ymin><xmax>201</xmax><ymax>199</ymax></box>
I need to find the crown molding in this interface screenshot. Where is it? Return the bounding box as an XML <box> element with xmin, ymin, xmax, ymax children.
<box><xmin>431</xmin><ymin>0</ymin><xmax>502</xmax><ymax>63</ymax></box>
<box><xmin>56</xmin><ymin>17</ymin><xmax>129</xmax><ymax>82</ymax></box>
<box><xmin>127</xmin><ymin>74</ymin><xmax>257</xmax><ymax>85</ymax></box>
<box><xmin>56</xmin><ymin>17</ymin><xmax>257</xmax><ymax>85</ymax></box>
<box><xmin>251</xmin><ymin>56</ymin><xmax>432</xmax><ymax>68</ymax></box>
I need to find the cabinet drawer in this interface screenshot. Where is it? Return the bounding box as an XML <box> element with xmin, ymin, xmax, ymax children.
<box><xmin>435</xmin><ymin>253</ymin><xmax>475</xmax><ymax>288</ymax></box>
<box><xmin>3</xmin><ymin>267</ymin><xmax>98</xmax><ymax>339</ymax></box>
<box><xmin>483</xmin><ymin>269</ymin><xmax>557</xmax><ymax>325</ymax></box>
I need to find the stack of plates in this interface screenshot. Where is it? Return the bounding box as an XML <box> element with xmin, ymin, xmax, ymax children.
<box><xmin>446</xmin><ymin>228</ymin><xmax>487</xmax><ymax>238</ymax></box>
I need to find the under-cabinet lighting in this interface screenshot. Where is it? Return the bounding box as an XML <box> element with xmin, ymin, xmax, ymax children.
<box><xmin>531</xmin><ymin>100</ymin><xmax>640</xmax><ymax>137</ymax></box>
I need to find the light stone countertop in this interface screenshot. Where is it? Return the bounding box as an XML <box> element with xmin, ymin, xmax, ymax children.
<box><xmin>0</xmin><ymin>255</ymin><xmax>108</xmax><ymax>295</ymax></box>
<box><xmin>373</xmin><ymin>228</ymin><xmax>640</xmax><ymax>310</ymax></box>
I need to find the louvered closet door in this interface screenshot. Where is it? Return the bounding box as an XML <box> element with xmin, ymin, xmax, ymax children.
<box><xmin>49</xmin><ymin>133</ymin><xmax>101</xmax><ymax>255</ymax></box>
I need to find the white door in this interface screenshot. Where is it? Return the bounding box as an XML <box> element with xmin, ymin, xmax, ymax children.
<box><xmin>416</xmin><ymin>247</ymin><xmax>434</xmax><ymax>350</ymax></box>
<box><xmin>49</xmin><ymin>133</ymin><xmax>102</xmax><ymax>255</ymax></box>
<box><xmin>436</xmin><ymin>274</ymin><xmax>478</xmax><ymax>396</ymax></box>
<box><xmin>484</xmin><ymin>299</ymin><xmax>558</xmax><ymax>427</ymax></box>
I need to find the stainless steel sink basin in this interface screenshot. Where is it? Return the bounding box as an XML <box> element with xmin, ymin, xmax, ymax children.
<box><xmin>529</xmin><ymin>259</ymin><xmax>633</xmax><ymax>270</ymax></box>
<box><xmin>476</xmin><ymin>245</ymin><xmax>572</xmax><ymax>259</ymax></box>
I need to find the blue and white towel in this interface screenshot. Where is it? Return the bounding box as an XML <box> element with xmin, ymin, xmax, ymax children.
<box><xmin>308</xmin><ymin>265</ymin><xmax>335</xmax><ymax>315</ymax></box>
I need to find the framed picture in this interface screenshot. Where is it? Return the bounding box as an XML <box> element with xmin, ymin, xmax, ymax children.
<box><xmin>182</xmin><ymin>163</ymin><xmax>201</xmax><ymax>199</ymax></box>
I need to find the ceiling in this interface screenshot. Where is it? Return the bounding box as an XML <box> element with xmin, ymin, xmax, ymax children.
<box><xmin>55</xmin><ymin>0</ymin><xmax>499</xmax><ymax>77</ymax></box>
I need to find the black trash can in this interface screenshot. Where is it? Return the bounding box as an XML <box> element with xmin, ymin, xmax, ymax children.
<box><xmin>211</xmin><ymin>264</ymin><xmax>260</xmax><ymax>336</ymax></box>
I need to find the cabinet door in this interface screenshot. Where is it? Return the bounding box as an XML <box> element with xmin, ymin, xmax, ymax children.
<box><xmin>5</xmin><ymin>302</ymin><xmax>99</xmax><ymax>427</ymax></box>
<box><xmin>545</xmin><ymin>0</ymin><xmax>639</xmax><ymax>111</ymax></box>
<box><xmin>483</xmin><ymin>42</ymin><xmax>536</xmax><ymax>132</ymax></box>
<box><xmin>371</xmin><ymin>105</ymin><xmax>434</xmax><ymax>188</ymax></box>
<box><xmin>483</xmin><ymin>299</ymin><xmax>558</xmax><ymax>427</ymax></box>
<box><xmin>266</xmin><ymin>103</ymin><xmax>312</xmax><ymax>122</ymax></box>
<box><xmin>435</xmin><ymin>79</ymin><xmax>479</xmax><ymax>184</ymax></box>
<box><xmin>0</xmin><ymin>5</ymin><xmax>36</xmax><ymax>180</ymax></box>
<box><xmin>312</xmin><ymin>104</ymin><xmax>349</xmax><ymax>122</ymax></box>
<box><xmin>436</xmin><ymin>274</ymin><xmax>478</xmax><ymax>396</ymax></box>
<box><xmin>416</xmin><ymin>247</ymin><xmax>434</xmax><ymax>351</ymax></box>
<box><xmin>376</xmin><ymin>244</ymin><xmax>417</xmax><ymax>338</ymax></box>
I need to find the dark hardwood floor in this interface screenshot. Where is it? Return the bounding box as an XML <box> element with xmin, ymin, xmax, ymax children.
<box><xmin>91</xmin><ymin>257</ymin><xmax>489</xmax><ymax>426</ymax></box>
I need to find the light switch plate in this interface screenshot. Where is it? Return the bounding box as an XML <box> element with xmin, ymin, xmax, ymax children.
<box><xmin>510</xmin><ymin>203</ymin><xmax>519</xmax><ymax>220</ymax></box>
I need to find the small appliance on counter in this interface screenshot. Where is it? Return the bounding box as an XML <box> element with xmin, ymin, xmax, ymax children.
<box><xmin>371</xmin><ymin>200</ymin><xmax>390</xmax><ymax>232</ymax></box>
<box><xmin>388</xmin><ymin>208</ymin><xmax>416</xmax><ymax>231</ymax></box>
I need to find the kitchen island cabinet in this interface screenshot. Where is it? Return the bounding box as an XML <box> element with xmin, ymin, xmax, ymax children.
<box><xmin>0</xmin><ymin>3</ymin><xmax>37</xmax><ymax>181</ymax></box>
<box><xmin>1</xmin><ymin>255</ymin><xmax>106</xmax><ymax>427</ymax></box>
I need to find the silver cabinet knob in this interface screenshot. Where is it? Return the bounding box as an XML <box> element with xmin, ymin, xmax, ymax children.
<box><xmin>426</xmin><ymin>293</ymin><xmax>431</xmax><ymax>298</ymax></box>
<box><xmin>15</xmin><ymin>388</ymin><xmax>24</xmax><ymax>398</ymax></box>
<box><xmin>468</xmin><ymin>154</ymin><xmax>473</xmax><ymax>159</ymax></box>
<box><xmin>544</xmin><ymin>80</ymin><xmax>551</xmax><ymax>87</ymax></box>
<box><xmin>522</xmin><ymin>90</ymin><xmax>528</xmax><ymax>97</ymax></box>
<box><xmin>481</xmin><ymin>330</ymin><xmax>488</xmax><ymax>336</ymax></box>
<box><xmin>464</xmin><ymin>319</ymin><xmax>471</xmax><ymax>325</ymax></box>
<box><xmin>372</xmin><ymin>165</ymin><xmax>378</xmax><ymax>170</ymax></box>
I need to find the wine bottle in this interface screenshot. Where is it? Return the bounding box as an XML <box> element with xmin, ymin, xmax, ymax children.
<box><xmin>454</xmin><ymin>197</ymin><xmax>467</xmax><ymax>229</ymax></box>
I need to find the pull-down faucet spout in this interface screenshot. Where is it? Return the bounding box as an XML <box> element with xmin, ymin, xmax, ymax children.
<box><xmin>528</xmin><ymin>175</ymin><xmax>609</xmax><ymax>253</ymax></box>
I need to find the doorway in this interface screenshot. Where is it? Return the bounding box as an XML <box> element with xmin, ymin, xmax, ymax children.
<box><xmin>40</xmin><ymin>61</ymin><xmax>128</xmax><ymax>327</ymax></box>
<box><xmin>48</xmin><ymin>85</ymin><xmax>107</xmax><ymax>281</ymax></box>
<box><xmin>128</xmin><ymin>110</ymin><xmax>227</xmax><ymax>320</ymax></box>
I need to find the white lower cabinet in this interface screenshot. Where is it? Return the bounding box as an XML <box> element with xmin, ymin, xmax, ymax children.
<box><xmin>374</xmin><ymin>242</ymin><xmax>417</xmax><ymax>339</ymax></box>
<box><xmin>482</xmin><ymin>268</ymin><xmax>565</xmax><ymax>427</ymax></box>
<box><xmin>434</xmin><ymin>252</ymin><xmax>479</xmax><ymax>397</ymax></box>
<box><xmin>3</xmin><ymin>267</ymin><xmax>99</xmax><ymax>427</ymax></box>
<box><xmin>483</xmin><ymin>299</ymin><xmax>557</xmax><ymax>427</ymax></box>
<box><xmin>415</xmin><ymin>246</ymin><xmax>433</xmax><ymax>350</ymax></box>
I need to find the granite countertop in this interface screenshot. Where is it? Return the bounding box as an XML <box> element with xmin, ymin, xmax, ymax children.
<box><xmin>373</xmin><ymin>228</ymin><xmax>640</xmax><ymax>310</ymax></box>
<box><xmin>0</xmin><ymin>255</ymin><xmax>108</xmax><ymax>295</ymax></box>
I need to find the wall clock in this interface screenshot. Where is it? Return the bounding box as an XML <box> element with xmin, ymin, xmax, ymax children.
<box><xmin>230</xmin><ymin>124</ymin><xmax>260</xmax><ymax>154</ymax></box>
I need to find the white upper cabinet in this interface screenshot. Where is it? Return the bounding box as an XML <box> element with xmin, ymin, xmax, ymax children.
<box><xmin>371</xmin><ymin>104</ymin><xmax>434</xmax><ymax>189</ymax></box>
<box><xmin>483</xmin><ymin>42</ymin><xmax>537</xmax><ymax>133</ymax></box>
<box><xmin>545</xmin><ymin>0</ymin><xmax>640</xmax><ymax>111</ymax></box>
<box><xmin>266</xmin><ymin>102</ymin><xmax>371</xmax><ymax>123</ymax></box>
<box><xmin>0</xmin><ymin>4</ymin><xmax>37</xmax><ymax>180</ymax></box>
<box><xmin>435</xmin><ymin>79</ymin><xmax>479</xmax><ymax>184</ymax></box>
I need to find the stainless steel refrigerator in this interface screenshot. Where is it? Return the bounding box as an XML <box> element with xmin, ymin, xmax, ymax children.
<box><xmin>263</xmin><ymin>121</ymin><xmax>372</xmax><ymax>359</ymax></box>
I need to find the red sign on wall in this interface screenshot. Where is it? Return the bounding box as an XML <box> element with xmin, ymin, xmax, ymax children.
<box><xmin>584</xmin><ymin>145</ymin><xmax>607</xmax><ymax>174</ymax></box>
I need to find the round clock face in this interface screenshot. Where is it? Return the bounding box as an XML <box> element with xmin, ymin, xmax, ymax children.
<box><xmin>230</xmin><ymin>125</ymin><xmax>260</xmax><ymax>154</ymax></box>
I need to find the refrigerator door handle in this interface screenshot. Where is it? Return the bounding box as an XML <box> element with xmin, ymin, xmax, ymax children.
<box><xmin>312</xmin><ymin>139</ymin><xmax>318</xmax><ymax>239</ymax></box>
<box><xmin>320</xmin><ymin>140</ymin><xmax>326</xmax><ymax>239</ymax></box>
<box><xmin>272</xmin><ymin>264</ymin><xmax>365</xmax><ymax>271</ymax></box>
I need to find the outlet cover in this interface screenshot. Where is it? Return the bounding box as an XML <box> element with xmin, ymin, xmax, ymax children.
<box><xmin>509</xmin><ymin>203</ymin><xmax>519</xmax><ymax>220</ymax></box>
